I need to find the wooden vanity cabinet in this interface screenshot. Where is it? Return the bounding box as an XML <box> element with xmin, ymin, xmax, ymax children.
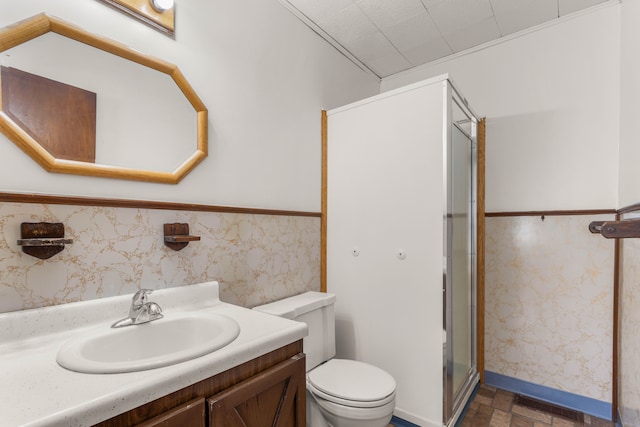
<box><xmin>208</xmin><ymin>353</ymin><xmax>305</xmax><ymax>426</ymax></box>
<box><xmin>134</xmin><ymin>398</ymin><xmax>206</xmax><ymax>427</ymax></box>
<box><xmin>92</xmin><ymin>341</ymin><xmax>305</xmax><ymax>427</ymax></box>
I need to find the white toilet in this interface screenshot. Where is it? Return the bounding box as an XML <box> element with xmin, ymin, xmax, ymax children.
<box><xmin>253</xmin><ymin>291</ymin><xmax>396</xmax><ymax>427</ymax></box>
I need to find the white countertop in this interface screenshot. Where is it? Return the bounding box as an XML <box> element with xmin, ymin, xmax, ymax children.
<box><xmin>0</xmin><ymin>282</ymin><xmax>307</xmax><ymax>427</ymax></box>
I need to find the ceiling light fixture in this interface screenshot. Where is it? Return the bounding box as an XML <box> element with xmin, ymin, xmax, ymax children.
<box><xmin>97</xmin><ymin>0</ymin><xmax>175</xmax><ymax>35</ymax></box>
<box><xmin>150</xmin><ymin>0</ymin><xmax>174</xmax><ymax>12</ymax></box>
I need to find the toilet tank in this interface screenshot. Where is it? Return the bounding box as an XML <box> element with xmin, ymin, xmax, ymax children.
<box><xmin>253</xmin><ymin>291</ymin><xmax>336</xmax><ymax>371</ymax></box>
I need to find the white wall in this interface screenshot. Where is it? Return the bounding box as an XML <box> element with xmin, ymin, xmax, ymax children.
<box><xmin>381</xmin><ymin>3</ymin><xmax>621</xmax><ymax>212</ymax></box>
<box><xmin>618</xmin><ymin>0</ymin><xmax>640</xmax><ymax>208</ymax></box>
<box><xmin>327</xmin><ymin>79</ymin><xmax>447</xmax><ymax>427</ymax></box>
<box><xmin>0</xmin><ymin>0</ymin><xmax>379</xmax><ymax>212</ymax></box>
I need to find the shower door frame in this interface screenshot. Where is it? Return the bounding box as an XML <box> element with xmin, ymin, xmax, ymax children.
<box><xmin>442</xmin><ymin>80</ymin><xmax>480</xmax><ymax>427</ymax></box>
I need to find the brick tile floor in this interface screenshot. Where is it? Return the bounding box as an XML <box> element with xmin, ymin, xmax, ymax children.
<box><xmin>459</xmin><ymin>385</ymin><xmax>615</xmax><ymax>427</ymax></box>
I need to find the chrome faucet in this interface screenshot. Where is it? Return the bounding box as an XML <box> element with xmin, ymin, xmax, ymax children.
<box><xmin>112</xmin><ymin>289</ymin><xmax>163</xmax><ymax>328</ymax></box>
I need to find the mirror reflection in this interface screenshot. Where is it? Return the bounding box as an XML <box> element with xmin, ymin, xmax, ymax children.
<box><xmin>0</xmin><ymin>14</ymin><xmax>207</xmax><ymax>184</ymax></box>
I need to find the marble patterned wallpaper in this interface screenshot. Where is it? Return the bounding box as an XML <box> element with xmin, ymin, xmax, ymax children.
<box><xmin>485</xmin><ymin>214</ymin><xmax>615</xmax><ymax>403</ymax></box>
<box><xmin>0</xmin><ymin>202</ymin><xmax>320</xmax><ymax>313</ymax></box>
<box><xmin>619</xmin><ymin>214</ymin><xmax>640</xmax><ymax>426</ymax></box>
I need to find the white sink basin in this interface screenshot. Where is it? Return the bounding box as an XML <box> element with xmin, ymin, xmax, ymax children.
<box><xmin>56</xmin><ymin>311</ymin><xmax>240</xmax><ymax>374</ymax></box>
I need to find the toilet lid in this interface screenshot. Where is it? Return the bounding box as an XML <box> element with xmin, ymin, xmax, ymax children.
<box><xmin>307</xmin><ymin>359</ymin><xmax>396</xmax><ymax>403</ymax></box>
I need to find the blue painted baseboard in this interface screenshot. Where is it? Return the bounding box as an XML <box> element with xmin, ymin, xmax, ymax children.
<box><xmin>484</xmin><ymin>371</ymin><xmax>612</xmax><ymax>421</ymax></box>
<box><xmin>391</xmin><ymin>416</ymin><xmax>421</xmax><ymax>427</ymax></box>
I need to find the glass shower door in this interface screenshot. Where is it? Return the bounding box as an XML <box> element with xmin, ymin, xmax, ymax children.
<box><xmin>451</xmin><ymin>123</ymin><xmax>473</xmax><ymax>396</ymax></box>
<box><xmin>444</xmin><ymin>84</ymin><xmax>478</xmax><ymax>426</ymax></box>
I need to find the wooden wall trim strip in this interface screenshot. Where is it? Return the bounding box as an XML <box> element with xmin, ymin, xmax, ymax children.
<box><xmin>612</xmin><ymin>212</ymin><xmax>620</xmax><ymax>421</ymax></box>
<box><xmin>0</xmin><ymin>192</ymin><xmax>321</xmax><ymax>218</ymax></box>
<box><xmin>486</xmin><ymin>209</ymin><xmax>616</xmax><ymax>217</ymax></box>
<box><xmin>477</xmin><ymin>118</ymin><xmax>486</xmax><ymax>384</ymax></box>
<box><xmin>321</xmin><ymin>110</ymin><xmax>328</xmax><ymax>293</ymax></box>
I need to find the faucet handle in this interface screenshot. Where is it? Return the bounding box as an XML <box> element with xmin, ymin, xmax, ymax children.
<box><xmin>148</xmin><ymin>302</ymin><xmax>163</xmax><ymax>316</ymax></box>
<box><xmin>132</xmin><ymin>289</ymin><xmax>153</xmax><ymax>306</ymax></box>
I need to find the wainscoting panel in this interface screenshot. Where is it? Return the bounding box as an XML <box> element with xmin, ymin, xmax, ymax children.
<box><xmin>485</xmin><ymin>213</ymin><xmax>615</xmax><ymax>404</ymax></box>
<box><xmin>0</xmin><ymin>202</ymin><xmax>320</xmax><ymax>312</ymax></box>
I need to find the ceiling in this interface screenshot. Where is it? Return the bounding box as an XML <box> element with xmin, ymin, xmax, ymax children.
<box><xmin>279</xmin><ymin>0</ymin><xmax>609</xmax><ymax>79</ymax></box>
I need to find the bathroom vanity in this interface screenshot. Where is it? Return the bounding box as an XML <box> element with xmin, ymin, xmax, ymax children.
<box><xmin>96</xmin><ymin>343</ymin><xmax>305</xmax><ymax>426</ymax></box>
<box><xmin>0</xmin><ymin>282</ymin><xmax>307</xmax><ymax>426</ymax></box>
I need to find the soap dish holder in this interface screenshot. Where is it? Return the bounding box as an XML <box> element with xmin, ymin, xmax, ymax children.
<box><xmin>17</xmin><ymin>222</ymin><xmax>73</xmax><ymax>259</ymax></box>
<box><xmin>164</xmin><ymin>223</ymin><xmax>200</xmax><ymax>251</ymax></box>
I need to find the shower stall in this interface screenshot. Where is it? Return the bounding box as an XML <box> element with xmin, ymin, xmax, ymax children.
<box><xmin>444</xmin><ymin>85</ymin><xmax>479</xmax><ymax>425</ymax></box>
<box><xmin>326</xmin><ymin>75</ymin><xmax>480</xmax><ymax>427</ymax></box>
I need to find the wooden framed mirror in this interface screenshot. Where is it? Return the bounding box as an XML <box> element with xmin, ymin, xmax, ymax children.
<box><xmin>0</xmin><ymin>14</ymin><xmax>207</xmax><ymax>184</ymax></box>
<box><xmin>97</xmin><ymin>0</ymin><xmax>175</xmax><ymax>36</ymax></box>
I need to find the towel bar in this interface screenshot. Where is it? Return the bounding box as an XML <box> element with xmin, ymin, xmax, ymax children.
<box><xmin>588</xmin><ymin>219</ymin><xmax>640</xmax><ymax>238</ymax></box>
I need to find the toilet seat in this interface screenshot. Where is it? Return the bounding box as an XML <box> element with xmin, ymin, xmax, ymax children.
<box><xmin>307</xmin><ymin>359</ymin><xmax>396</xmax><ymax>408</ymax></box>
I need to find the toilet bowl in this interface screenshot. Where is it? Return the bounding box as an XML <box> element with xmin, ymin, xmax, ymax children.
<box><xmin>253</xmin><ymin>292</ymin><xmax>396</xmax><ymax>427</ymax></box>
<box><xmin>312</xmin><ymin>395</ymin><xmax>396</xmax><ymax>427</ymax></box>
<box><xmin>307</xmin><ymin>359</ymin><xmax>396</xmax><ymax>427</ymax></box>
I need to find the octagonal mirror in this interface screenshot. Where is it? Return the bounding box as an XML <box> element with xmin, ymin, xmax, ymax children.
<box><xmin>0</xmin><ymin>14</ymin><xmax>207</xmax><ymax>184</ymax></box>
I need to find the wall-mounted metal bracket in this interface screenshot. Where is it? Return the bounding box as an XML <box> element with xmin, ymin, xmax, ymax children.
<box><xmin>163</xmin><ymin>223</ymin><xmax>200</xmax><ymax>251</ymax></box>
<box><xmin>17</xmin><ymin>222</ymin><xmax>73</xmax><ymax>259</ymax></box>
<box><xmin>589</xmin><ymin>219</ymin><xmax>640</xmax><ymax>239</ymax></box>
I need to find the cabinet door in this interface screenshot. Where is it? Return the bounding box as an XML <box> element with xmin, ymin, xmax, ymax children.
<box><xmin>208</xmin><ymin>354</ymin><xmax>305</xmax><ymax>427</ymax></box>
<box><xmin>134</xmin><ymin>397</ymin><xmax>205</xmax><ymax>427</ymax></box>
